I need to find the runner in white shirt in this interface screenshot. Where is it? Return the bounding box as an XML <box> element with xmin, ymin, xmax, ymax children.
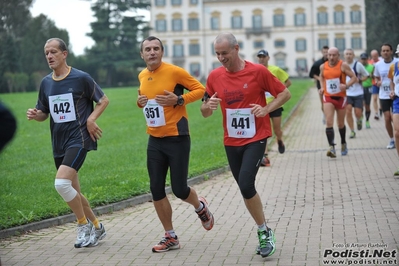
<box><xmin>344</xmin><ymin>48</ymin><xmax>370</xmax><ymax>139</ymax></box>
<box><xmin>374</xmin><ymin>43</ymin><xmax>399</xmax><ymax>149</ymax></box>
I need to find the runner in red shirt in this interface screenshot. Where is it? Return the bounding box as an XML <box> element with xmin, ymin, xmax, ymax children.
<box><xmin>201</xmin><ymin>32</ymin><xmax>291</xmax><ymax>258</ymax></box>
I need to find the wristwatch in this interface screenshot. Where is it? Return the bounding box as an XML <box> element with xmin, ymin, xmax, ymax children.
<box><xmin>177</xmin><ymin>95</ymin><xmax>185</xmax><ymax>106</ymax></box>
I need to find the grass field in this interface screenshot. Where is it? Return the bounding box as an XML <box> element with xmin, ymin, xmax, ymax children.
<box><xmin>0</xmin><ymin>79</ymin><xmax>313</xmax><ymax>230</ymax></box>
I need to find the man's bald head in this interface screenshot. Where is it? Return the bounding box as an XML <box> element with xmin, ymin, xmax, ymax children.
<box><xmin>327</xmin><ymin>47</ymin><xmax>340</xmax><ymax>66</ymax></box>
<box><xmin>328</xmin><ymin>47</ymin><xmax>339</xmax><ymax>55</ymax></box>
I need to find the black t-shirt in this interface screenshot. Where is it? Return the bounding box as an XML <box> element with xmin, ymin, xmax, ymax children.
<box><xmin>309</xmin><ymin>57</ymin><xmax>328</xmax><ymax>89</ymax></box>
<box><xmin>36</xmin><ymin>68</ymin><xmax>105</xmax><ymax>157</ymax></box>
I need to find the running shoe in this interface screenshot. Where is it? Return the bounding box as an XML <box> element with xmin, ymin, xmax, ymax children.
<box><xmin>349</xmin><ymin>131</ymin><xmax>356</xmax><ymax>139</ymax></box>
<box><xmin>196</xmin><ymin>197</ymin><xmax>214</xmax><ymax>231</ymax></box>
<box><xmin>256</xmin><ymin>228</ymin><xmax>276</xmax><ymax>258</ymax></box>
<box><xmin>74</xmin><ymin>222</ymin><xmax>92</xmax><ymax>248</ymax></box>
<box><xmin>357</xmin><ymin>119</ymin><xmax>362</xmax><ymax>130</ymax></box>
<box><xmin>326</xmin><ymin>146</ymin><xmax>336</xmax><ymax>158</ymax></box>
<box><xmin>374</xmin><ymin>114</ymin><xmax>379</xmax><ymax>120</ymax></box>
<box><xmin>341</xmin><ymin>143</ymin><xmax>348</xmax><ymax>156</ymax></box>
<box><xmin>387</xmin><ymin>140</ymin><xmax>395</xmax><ymax>149</ymax></box>
<box><xmin>88</xmin><ymin>223</ymin><xmax>107</xmax><ymax>247</ymax></box>
<box><xmin>260</xmin><ymin>155</ymin><xmax>270</xmax><ymax>167</ymax></box>
<box><xmin>152</xmin><ymin>232</ymin><xmax>180</xmax><ymax>252</ymax></box>
<box><xmin>394</xmin><ymin>168</ymin><xmax>399</xmax><ymax>177</ymax></box>
<box><xmin>366</xmin><ymin>121</ymin><xmax>370</xmax><ymax>129</ymax></box>
<box><xmin>277</xmin><ymin>140</ymin><xmax>285</xmax><ymax>154</ymax></box>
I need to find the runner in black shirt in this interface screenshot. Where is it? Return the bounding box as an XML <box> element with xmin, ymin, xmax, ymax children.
<box><xmin>27</xmin><ymin>38</ymin><xmax>109</xmax><ymax>248</ymax></box>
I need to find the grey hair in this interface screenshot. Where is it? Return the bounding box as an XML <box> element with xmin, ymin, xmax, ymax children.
<box><xmin>46</xmin><ymin>38</ymin><xmax>68</xmax><ymax>52</ymax></box>
<box><xmin>214</xmin><ymin>33</ymin><xmax>238</xmax><ymax>48</ymax></box>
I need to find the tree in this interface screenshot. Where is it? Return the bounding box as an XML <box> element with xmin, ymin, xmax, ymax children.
<box><xmin>0</xmin><ymin>0</ymin><xmax>33</xmax><ymax>92</ymax></box>
<box><xmin>85</xmin><ymin>0</ymin><xmax>151</xmax><ymax>87</ymax></box>
<box><xmin>0</xmin><ymin>0</ymin><xmax>33</xmax><ymax>37</ymax></box>
<box><xmin>365</xmin><ymin>0</ymin><xmax>399</xmax><ymax>53</ymax></box>
<box><xmin>19</xmin><ymin>14</ymin><xmax>71</xmax><ymax>76</ymax></box>
<box><xmin>0</xmin><ymin>0</ymin><xmax>73</xmax><ymax>92</ymax></box>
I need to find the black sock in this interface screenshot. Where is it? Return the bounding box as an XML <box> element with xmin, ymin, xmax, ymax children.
<box><xmin>339</xmin><ymin>126</ymin><xmax>346</xmax><ymax>144</ymax></box>
<box><xmin>326</xmin><ymin>127</ymin><xmax>335</xmax><ymax>146</ymax></box>
<box><xmin>365</xmin><ymin>111</ymin><xmax>370</xmax><ymax>121</ymax></box>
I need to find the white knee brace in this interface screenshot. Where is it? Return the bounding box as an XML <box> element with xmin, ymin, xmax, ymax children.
<box><xmin>54</xmin><ymin>179</ymin><xmax>77</xmax><ymax>202</ymax></box>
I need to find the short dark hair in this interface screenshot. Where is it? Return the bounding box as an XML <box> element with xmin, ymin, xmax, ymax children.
<box><xmin>46</xmin><ymin>38</ymin><xmax>68</xmax><ymax>52</ymax></box>
<box><xmin>381</xmin><ymin>43</ymin><xmax>392</xmax><ymax>51</ymax></box>
<box><xmin>322</xmin><ymin>46</ymin><xmax>329</xmax><ymax>50</ymax></box>
<box><xmin>140</xmin><ymin>36</ymin><xmax>164</xmax><ymax>52</ymax></box>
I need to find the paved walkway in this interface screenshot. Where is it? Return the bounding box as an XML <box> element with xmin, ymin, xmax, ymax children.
<box><xmin>1</xmin><ymin>88</ymin><xmax>399</xmax><ymax>266</ymax></box>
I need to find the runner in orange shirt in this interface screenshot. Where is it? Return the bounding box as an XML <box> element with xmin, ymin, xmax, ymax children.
<box><xmin>319</xmin><ymin>47</ymin><xmax>357</xmax><ymax>157</ymax></box>
<box><xmin>137</xmin><ymin>36</ymin><xmax>214</xmax><ymax>253</ymax></box>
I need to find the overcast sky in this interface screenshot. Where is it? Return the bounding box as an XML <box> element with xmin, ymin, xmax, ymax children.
<box><xmin>30</xmin><ymin>0</ymin><xmax>95</xmax><ymax>55</ymax></box>
<box><xmin>30</xmin><ymin>0</ymin><xmax>149</xmax><ymax>56</ymax></box>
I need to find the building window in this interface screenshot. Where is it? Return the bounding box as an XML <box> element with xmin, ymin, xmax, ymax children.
<box><xmin>334</xmin><ymin>38</ymin><xmax>345</xmax><ymax>51</ymax></box>
<box><xmin>253</xmin><ymin>41</ymin><xmax>264</xmax><ymax>49</ymax></box>
<box><xmin>188</xmin><ymin>18</ymin><xmax>199</xmax><ymax>31</ymax></box>
<box><xmin>295</xmin><ymin>13</ymin><xmax>306</xmax><ymax>26</ymax></box>
<box><xmin>350</xmin><ymin>11</ymin><xmax>361</xmax><ymax>24</ymax></box>
<box><xmin>189</xmin><ymin>43</ymin><xmax>200</xmax><ymax>55</ymax></box>
<box><xmin>156</xmin><ymin>20</ymin><xmax>167</xmax><ymax>32</ymax></box>
<box><xmin>173</xmin><ymin>44</ymin><xmax>184</xmax><ymax>57</ymax></box>
<box><xmin>295</xmin><ymin>39</ymin><xmax>307</xmax><ymax>52</ymax></box>
<box><xmin>275</xmin><ymin>53</ymin><xmax>287</xmax><ymax>69</ymax></box>
<box><xmin>172</xmin><ymin>19</ymin><xmax>183</xmax><ymax>31</ymax></box>
<box><xmin>274</xmin><ymin>40</ymin><xmax>285</xmax><ymax>48</ymax></box>
<box><xmin>238</xmin><ymin>41</ymin><xmax>244</xmax><ymax>49</ymax></box>
<box><xmin>318</xmin><ymin>38</ymin><xmax>329</xmax><ymax>50</ymax></box>
<box><xmin>231</xmin><ymin>16</ymin><xmax>243</xmax><ymax>29</ymax></box>
<box><xmin>190</xmin><ymin>0</ymin><xmax>198</xmax><ymax>5</ymax></box>
<box><xmin>211</xmin><ymin>43</ymin><xmax>215</xmax><ymax>55</ymax></box>
<box><xmin>171</xmin><ymin>0</ymin><xmax>182</xmax><ymax>6</ymax></box>
<box><xmin>164</xmin><ymin>45</ymin><xmax>168</xmax><ymax>57</ymax></box>
<box><xmin>212</xmin><ymin>62</ymin><xmax>222</xmax><ymax>69</ymax></box>
<box><xmin>351</xmin><ymin>37</ymin><xmax>362</xmax><ymax>49</ymax></box>
<box><xmin>155</xmin><ymin>0</ymin><xmax>165</xmax><ymax>6</ymax></box>
<box><xmin>273</xmin><ymin>14</ymin><xmax>285</xmax><ymax>27</ymax></box>
<box><xmin>190</xmin><ymin>63</ymin><xmax>200</xmax><ymax>77</ymax></box>
<box><xmin>211</xmin><ymin>17</ymin><xmax>220</xmax><ymax>30</ymax></box>
<box><xmin>317</xmin><ymin>12</ymin><xmax>328</xmax><ymax>25</ymax></box>
<box><xmin>252</xmin><ymin>15</ymin><xmax>262</xmax><ymax>29</ymax></box>
<box><xmin>334</xmin><ymin>11</ymin><xmax>344</xmax><ymax>24</ymax></box>
<box><xmin>296</xmin><ymin>59</ymin><xmax>308</xmax><ymax>73</ymax></box>
<box><xmin>276</xmin><ymin>58</ymin><xmax>286</xmax><ymax>69</ymax></box>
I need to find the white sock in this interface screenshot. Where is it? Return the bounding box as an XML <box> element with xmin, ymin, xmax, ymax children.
<box><xmin>195</xmin><ymin>202</ymin><xmax>204</xmax><ymax>212</ymax></box>
<box><xmin>166</xmin><ymin>230</ymin><xmax>176</xmax><ymax>238</ymax></box>
<box><xmin>258</xmin><ymin>223</ymin><xmax>267</xmax><ymax>231</ymax></box>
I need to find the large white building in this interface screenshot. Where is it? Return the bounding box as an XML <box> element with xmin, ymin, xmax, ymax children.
<box><xmin>149</xmin><ymin>0</ymin><xmax>366</xmax><ymax>78</ymax></box>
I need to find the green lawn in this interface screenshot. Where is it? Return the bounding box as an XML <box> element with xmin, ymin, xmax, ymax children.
<box><xmin>0</xmin><ymin>79</ymin><xmax>313</xmax><ymax>230</ymax></box>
